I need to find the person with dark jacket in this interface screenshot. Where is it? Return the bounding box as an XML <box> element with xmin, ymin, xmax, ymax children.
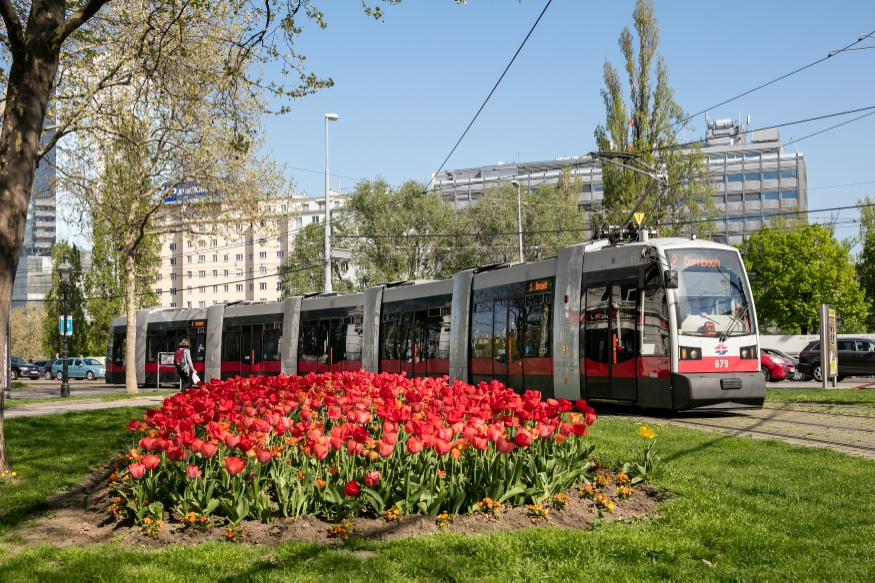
<box><xmin>175</xmin><ymin>338</ymin><xmax>195</xmax><ymax>392</ymax></box>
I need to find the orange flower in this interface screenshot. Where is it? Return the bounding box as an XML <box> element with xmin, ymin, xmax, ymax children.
<box><xmin>298</xmin><ymin>470</ymin><xmax>305</xmax><ymax>479</ymax></box>
<box><xmin>329</xmin><ymin>466</ymin><xmax>339</xmax><ymax>475</ymax></box>
<box><xmin>315</xmin><ymin>479</ymin><xmax>326</xmax><ymax>488</ymax></box>
<box><xmin>284</xmin><ymin>436</ymin><xmax>302</xmax><ymax>446</ymax></box>
<box><xmin>436</xmin><ymin>469</ymin><xmax>446</xmax><ymax>478</ymax></box>
<box><xmin>554</xmin><ymin>434</ymin><xmax>566</xmax><ymax>444</ymax></box>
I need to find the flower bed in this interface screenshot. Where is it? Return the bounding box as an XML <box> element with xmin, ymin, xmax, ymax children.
<box><xmin>113</xmin><ymin>371</ymin><xmax>597</xmax><ymax>533</ymax></box>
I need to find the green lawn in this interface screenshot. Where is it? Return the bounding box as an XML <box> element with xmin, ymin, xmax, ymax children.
<box><xmin>1</xmin><ymin>410</ymin><xmax>874</xmax><ymax>580</ymax></box>
<box><xmin>766</xmin><ymin>388</ymin><xmax>875</xmax><ymax>406</ymax></box>
<box><xmin>3</xmin><ymin>391</ymin><xmax>176</xmax><ymax>409</ymax></box>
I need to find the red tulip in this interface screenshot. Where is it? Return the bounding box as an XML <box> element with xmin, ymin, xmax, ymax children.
<box><xmin>224</xmin><ymin>434</ymin><xmax>241</xmax><ymax>449</ymax></box>
<box><xmin>513</xmin><ymin>429</ymin><xmax>532</xmax><ymax>448</ymax></box>
<box><xmin>225</xmin><ymin>456</ymin><xmax>246</xmax><ymax>476</ymax></box>
<box><xmin>487</xmin><ymin>424</ymin><xmax>503</xmax><ymax>443</ymax></box>
<box><xmin>141</xmin><ymin>454</ymin><xmax>160</xmax><ymax>470</ymax></box>
<box><xmin>496</xmin><ymin>437</ymin><xmax>515</xmax><ymax>455</ymax></box>
<box><xmin>382</xmin><ymin>431</ymin><xmax>398</xmax><ymax>446</ymax></box>
<box><xmin>406</xmin><ymin>437</ymin><xmax>423</xmax><ymax>454</ymax></box>
<box><xmin>346</xmin><ymin>440</ymin><xmax>363</xmax><ymax>456</ymax></box>
<box><xmin>575</xmin><ymin>399</ymin><xmax>588</xmax><ymax>412</ymax></box>
<box><xmin>471</xmin><ymin>436</ymin><xmax>489</xmax><ymax>451</ymax></box>
<box><xmin>344</xmin><ymin>480</ymin><xmax>360</xmax><ymax>497</ymax></box>
<box><xmin>363</xmin><ymin>471</ymin><xmax>381</xmax><ymax>487</ymax></box>
<box><xmin>125</xmin><ymin>419</ymin><xmax>140</xmax><ymax>432</ymax></box>
<box><xmin>256</xmin><ymin>448</ymin><xmax>273</xmax><ymax>464</ymax></box>
<box><xmin>327</xmin><ymin>405</ymin><xmax>342</xmax><ymax>420</ymax></box>
<box><xmin>584</xmin><ymin>408</ymin><xmax>597</xmax><ymax>426</ymax></box>
<box><xmin>185</xmin><ymin>465</ymin><xmax>202</xmax><ymax>479</ymax></box>
<box><xmin>433</xmin><ymin>438</ymin><xmax>451</xmax><ymax>456</ymax></box>
<box><xmin>190</xmin><ymin>438</ymin><xmax>204</xmax><ymax>454</ymax></box>
<box><xmin>557</xmin><ymin>399</ymin><xmax>573</xmax><ymax>412</ymax></box>
<box><xmin>377</xmin><ymin>441</ymin><xmax>394</xmax><ymax>458</ymax></box>
<box><xmin>138</xmin><ymin>437</ymin><xmax>156</xmax><ymax>451</ymax></box>
<box><xmin>166</xmin><ymin>446</ymin><xmax>187</xmax><ymax>462</ymax></box>
<box><xmin>128</xmin><ymin>463</ymin><xmax>146</xmax><ymax>479</ymax></box>
<box><xmin>313</xmin><ymin>443</ymin><xmax>329</xmax><ymax>460</ymax></box>
<box><xmin>200</xmin><ymin>441</ymin><xmax>218</xmax><ymax>458</ymax></box>
<box><xmin>572</xmin><ymin>422</ymin><xmax>588</xmax><ymax>436</ymax></box>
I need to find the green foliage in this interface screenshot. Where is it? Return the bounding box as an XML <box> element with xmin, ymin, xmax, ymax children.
<box><xmin>856</xmin><ymin>196</ymin><xmax>875</xmax><ymax>331</ymax></box>
<box><xmin>41</xmin><ymin>243</ymin><xmax>91</xmax><ymax>358</ymax></box>
<box><xmin>740</xmin><ymin>216</ymin><xmax>868</xmax><ymax>334</ymax></box>
<box><xmin>594</xmin><ymin>0</ymin><xmax>716</xmax><ymax>237</ymax></box>
<box><xmin>281</xmin><ymin>222</ymin><xmax>355</xmax><ymax>297</ymax></box>
<box><xmin>10</xmin><ymin>305</ymin><xmax>46</xmax><ymax>361</ymax></box>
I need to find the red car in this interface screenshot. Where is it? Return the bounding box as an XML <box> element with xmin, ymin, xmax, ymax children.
<box><xmin>760</xmin><ymin>351</ymin><xmax>795</xmax><ymax>382</ymax></box>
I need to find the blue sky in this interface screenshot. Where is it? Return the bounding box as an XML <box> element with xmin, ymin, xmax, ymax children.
<box><xmin>248</xmin><ymin>0</ymin><xmax>875</xmax><ymax>240</ymax></box>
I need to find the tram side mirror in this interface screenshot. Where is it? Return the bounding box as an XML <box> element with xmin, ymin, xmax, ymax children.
<box><xmin>663</xmin><ymin>270</ymin><xmax>679</xmax><ymax>289</ymax></box>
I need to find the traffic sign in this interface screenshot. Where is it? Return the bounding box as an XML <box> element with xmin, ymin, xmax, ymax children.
<box><xmin>59</xmin><ymin>316</ymin><xmax>73</xmax><ymax>336</ymax></box>
<box><xmin>633</xmin><ymin>212</ymin><xmax>645</xmax><ymax>224</ymax></box>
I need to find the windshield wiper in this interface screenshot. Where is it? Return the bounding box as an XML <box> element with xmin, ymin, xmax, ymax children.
<box><xmin>719</xmin><ymin>304</ymin><xmax>750</xmax><ymax>342</ymax></box>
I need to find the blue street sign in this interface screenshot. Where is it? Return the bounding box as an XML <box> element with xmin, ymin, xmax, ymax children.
<box><xmin>59</xmin><ymin>316</ymin><xmax>73</xmax><ymax>336</ymax></box>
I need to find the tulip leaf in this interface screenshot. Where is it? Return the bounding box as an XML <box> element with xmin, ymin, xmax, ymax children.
<box><xmin>360</xmin><ymin>487</ymin><xmax>384</xmax><ymax>513</ymax></box>
<box><xmin>500</xmin><ymin>487</ymin><xmax>525</xmax><ymax>503</ymax></box>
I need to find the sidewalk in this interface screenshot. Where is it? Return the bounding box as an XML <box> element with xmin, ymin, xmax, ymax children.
<box><xmin>4</xmin><ymin>395</ymin><xmax>168</xmax><ymax>419</ymax></box>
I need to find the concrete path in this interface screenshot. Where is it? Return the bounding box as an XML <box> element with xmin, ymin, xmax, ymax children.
<box><xmin>4</xmin><ymin>395</ymin><xmax>168</xmax><ymax>418</ymax></box>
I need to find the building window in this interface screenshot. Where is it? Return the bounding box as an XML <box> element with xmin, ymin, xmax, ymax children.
<box><xmin>169</xmin><ymin>258</ymin><xmax>177</xmax><ymax>265</ymax></box>
<box><xmin>762</xmin><ymin>171</ymin><xmax>779</xmax><ymax>180</ymax></box>
<box><xmin>763</xmin><ymin>191</ymin><xmax>779</xmax><ymax>201</ymax></box>
<box><xmin>236</xmin><ymin>269</ymin><xmax>243</xmax><ymax>277</ymax></box>
<box><xmin>213</xmin><ymin>300</ymin><xmax>219</xmax><ymax>305</ymax></box>
<box><xmin>744</xmin><ymin>173</ymin><xmax>759</xmax><ymax>182</ymax></box>
<box><xmin>259</xmin><ymin>266</ymin><xmax>267</xmax><ymax>275</ymax></box>
<box><xmin>187</xmin><ymin>301</ymin><xmax>192</xmax><ymax>308</ymax></box>
<box><xmin>312</xmin><ymin>216</ymin><xmax>319</xmax><ymax>223</ymax></box>
<box><xmin>213</xmin><ymin>254</ymin><xmax>218</xmax><ymax>262</ymax></box>
<box><xmin>781</xmin><ymin>169</ymin><xmax>797</xmax><ymax>179</ymax></box>
<box><xmin>259</xmin><ymin>282</ymin><xmax>267</xmax><ymax>290</ymax></box>
<box><xmin>169</xmin><ymin>242</ymin><xmax>176</xmax><ymax>251</ymax></box>
<box><xmin>187</xmin><ymin>241</ymin><xmax>193</xmax><ymax>248</ymax></box>
<box><xmin>249</xmin><ymin>253</ymin><xmax>253</xmax><ymax>260</ymax></box>
<box><xmin>187</xmin><ymin>286</ymin><xmax>192</xmax><ymax>294</ymax></box>
<box><xmin>212</xmin><ymin>285</ymin><xmax>218</xmax><ymax>293</ymax></box>
<box><xmin>249</xmin><ymin>284</ymin><xmax>254</xmax><ymax>291</ymax></box>
<box><xmin>727</xmin><ymin>174</ymin><xmax>743</xmax><ymax>183</ymax></box>
<box><xmin>170</xmin><ymin>288</ymin><xmax>177</xmax><ymax>295</ymax></box>
<box><xmin>236</xmin><ymin>254</ymin><xmax>243</xmax><ymax>261</ymax></box>
<box><xmin>744</xmin><ymin>193</ymin><xmax>760</xmax><ymax>202</ymax></box>
<box><xmin>186</xmin><ymin>271</ymin><xmax>192</xmax><ymax>278</ymax></box>
<box><xmin>187</xmin><ymin>256</ymin><xmax>192</xmax><ymax>263</ymax></box>
<box><xmin>276</xmin><ymin>220</ymin><xmax>282</xmax><ymax>228</ymax></box>
<box><xmin>213</xmin><ymin>270</ymin><xmax>218</xmax><ymax>278</ymax></box>
<box><xmin>277</xmin><ymin>250</ymin><xmax>285</xmax><ymax>258</ymax></box>
<box><xmin>782</xmin><ymin>190</ymin><xmax>798</xmax><ymax>200</ymax></box>
<box><xmin>199</xmin><ymin>240</ymin><xmax>206</xmax><ymax>247</ymax></box>
<box><xmin>212</xmin><ymin>239</ymin><xmax>218</xmax><ymax>246</ymax></box>
<box><xmin>259</xmin><ymin>252</ymin><xmax>267</xmax><ymax>259</ymax></box>
<box><xmin>249</xmin><ymin>268</ymin><xmax>254</xmax><ymax>276</ymax></box>
<box><xmin>155</xmin><ymin>288</ymin><xmax>162</xmax><ymax>295</ymax></box>
<box><xmin>198</xmin><ymin>301</ymin><xmax>205</xmax><ymax>308</ymax></box>
<box><xmin>236</xmin><ymin>284</ymin><xmax>243</xmax><ymax>292</ymax></box>
<box><xmin>281</xmin><ymin>204</ymin><xmax>287</xmax><ymax>211</ymax></box>
<box><xmin>727</xmin><ymin>194</ymin><xmax>742</xmax><ymax>202</ymax></box>
<box><xmin>236</xmin><ymin>223</ymin><xmax>242</xmax><ymax>231</ymax></box>
<box><xmin>198</xmin><ymin>255</ymin><xmax>205</xmax><ymax>262</ymax></box>
<box><xmin>296</xmin><ymin>217</ymin><xmax>303</xmax><ymax>228</ymax></box>
<box><xmin>198</xmin><ymin>270</ymin><xmax>205</xmax><ymax>278</ymax></box>
<box><xmin>170</xmin><ymin>273</ymin><xmax>177</xmax><ymax>281</ymax></box>
<box><xmin>198</xmin><ymin>286</ymin><xmax>205</xmax><ymax>293</ymax></box>
<box><xmin>259</xmin><ymin>237</ymin><xmax>266</xmax><ymax>245</ymax></box>
<box><xmin>224</xmin><ymin>255</ymin><xmax>229</xmax><ymax>262</ymax></box>
<box><xmin>156</xmin><ymin>273</ymin><xmax>162</xmax><ymax>281</ymax></box>
<box><xmin>278</xmin><ymin>235</ymin><xmax>285</xmax><ymax>243</ymax></box>
<box><xmin>223</xmin><ymin>285</ymin><xmax>229</xmax><ymax>292</ymax></box>
<box><xmin>169</xmin><ymin>303</ymin><xmax>176</xmax><ymax>308</ymax></box>
<box><xmin>277</xmin><ymin>282</ymin><xmax>284</xmax><ymax>290</ymax></box>
<box><xmin>223</xmin><ymin>269</ymin><xmax>229</xmax><ymax>277</ymax></box>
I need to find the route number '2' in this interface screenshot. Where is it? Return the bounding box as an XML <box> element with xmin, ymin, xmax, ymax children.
<box><xmin>715</xmin><ymin>359</ymin><xmax>729</xmax><ymax>369</ymax></box>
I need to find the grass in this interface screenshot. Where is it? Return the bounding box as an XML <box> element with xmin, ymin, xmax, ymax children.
<box><xmin>3</xmin><ymin>391</ymin><xmax>177</xmax><ymax>409</ymax></box>
<box><xmin>1</xmin><ymin>409</ymin><xmax>874</xmax><ymax>579</ymax></box>
<box><xmin>10</xmin><ymin>382</ymin><xmax>29</xmax><ymax>389</ymax></box>
<box><xmin>766</xmin><ymin>388</ymin><xmax>875</xmax><ymax>406</ymax></box>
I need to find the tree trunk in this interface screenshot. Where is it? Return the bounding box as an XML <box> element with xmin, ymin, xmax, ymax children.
<box><xmin>0</xmin><ymin>315</ymin><xmax>9</xmax><ymax>472</ymax></box>
<box><xmin>0</xmin><ymin>3</ymin><xmax>67</xmax><ymax>473</ymax></box>
<box><xmin>124</xmin><ymin>253</ymin><xmax>138</xmax><ymax>394</ymax></box>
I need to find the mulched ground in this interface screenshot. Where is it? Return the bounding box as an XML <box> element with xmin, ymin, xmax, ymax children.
<box><xmin>13</xmin><ymin>457</ymin><xmax>660</xmax><ymax>548</ymax></box>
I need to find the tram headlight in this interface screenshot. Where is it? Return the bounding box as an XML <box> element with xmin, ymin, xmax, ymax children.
<box><xmin>679</xmin><ymin>347</ymin><xmax>702</xmax><ymax>360</ymax></box>
<box><xmin>740</xmin><ymin>345</ymin><xmax>758</xmax><ymax>359</ymax></box>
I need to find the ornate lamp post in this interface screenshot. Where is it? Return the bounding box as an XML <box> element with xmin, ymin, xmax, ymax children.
<box><xmin>324</xmin><ymin>112</ymin><xmax>339</xmax><ymax>293</ymax></box>
<box><xmin>57</xmin><ymin>255</ymin><xmax>73</xmax><ymax>398</ymax></box>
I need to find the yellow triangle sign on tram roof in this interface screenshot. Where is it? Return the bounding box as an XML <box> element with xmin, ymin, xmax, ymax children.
<box><xmin>633</xmin><ymin>212</ymin><xmax>645</xmax><ymax>224</ymax></box>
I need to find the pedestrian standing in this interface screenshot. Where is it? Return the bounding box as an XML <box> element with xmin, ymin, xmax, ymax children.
<box><xmin>174</xmin><ymin>338</ymin><xmax>196</xmax><ymax>392</ymax></box>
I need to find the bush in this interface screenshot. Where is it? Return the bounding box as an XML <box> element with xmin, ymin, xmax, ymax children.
<box><xmin>114</xmin><ymin>371</ymin><xmax>597</xmax><ymax>528</ymax></box>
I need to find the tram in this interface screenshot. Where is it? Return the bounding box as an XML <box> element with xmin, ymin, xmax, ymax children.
<box><xmin>106</xmin><ymin>236</ymin><xmax>766</xmax><ymax>411</ymax></box>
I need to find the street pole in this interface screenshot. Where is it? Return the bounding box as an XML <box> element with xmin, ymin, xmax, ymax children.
<box><xmin>4</xmin><ymin>318</ymin><xmax>10</xmax><ymax>401</ymax></box>
<box><xmin>324</xmin><ymin>113</ymin><xmax>339</xmax><ymax>293</ymax></box>
<box><xmin>511</xmin><ymin>180</ymin><xmax>523</xmax><ymax>263</ymax></box>
<box><xmin>57</xmin><ymin>255</ymin><xmax>73</xmax><ymax>398</ymax></box>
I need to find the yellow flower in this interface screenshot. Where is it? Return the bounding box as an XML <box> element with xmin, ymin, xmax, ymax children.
<box><xmin>638</xmin><ymin>426</ymin><xmax>657</xmax><ymax>440</ymax></box>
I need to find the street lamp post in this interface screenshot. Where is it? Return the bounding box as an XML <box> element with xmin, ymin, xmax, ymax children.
<box><xmin>324</xmin><ymin>113</ymin><xmax>339</xmax><ymax>293</ymax></box>
<box><xmin>511</xmin><ymin>180</ymin><xmax>524</xmax><ymax>263</ymax></box>
<box><xmin>57</xmin><ymin>255</ymin><xmax>73</xmax><ymax>398</ymax></box>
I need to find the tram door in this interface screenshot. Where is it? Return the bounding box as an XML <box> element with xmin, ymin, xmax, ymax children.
<box><xmin>583</xmin><ymin>283</ymin><xmax>638</xmax><ymax>401</ymax></box>
<box><xmin>237</xmin><ymin>324</ymin><xmax>264</xmax><ymax>376</ymax></box>
<box><xmin>491</xmin><ymin>298</ymin><xmax>525</xmax><ymax>392</ymax></box>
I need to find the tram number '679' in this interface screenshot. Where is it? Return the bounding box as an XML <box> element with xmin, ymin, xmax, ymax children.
<box><xmin>715</xmin><ymin>359</ymin><xmax>730</xmax><ymax>368</ymax></box>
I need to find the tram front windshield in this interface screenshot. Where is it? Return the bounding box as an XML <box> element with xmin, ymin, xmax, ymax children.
<box><xmin>671</xmin><ymin>248</ymin><xmax>755</xmax><ymax>337</ymax></box>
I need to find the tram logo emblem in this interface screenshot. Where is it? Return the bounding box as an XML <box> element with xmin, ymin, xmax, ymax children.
<box><xmin>714</xmin><ymin>343</ymin><xmax>729</xmax><ymax>355</ymax></box>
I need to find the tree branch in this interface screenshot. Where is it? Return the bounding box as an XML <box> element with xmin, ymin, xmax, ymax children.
<box><xmin>51</xmin><ymin>0</ymin><xmax>111</xmax><ymax>50</ymax></box>
<box><xmin>0</xmin><ymin>0</ymin><xmax>24</xmax><ymax>54</ymax></box>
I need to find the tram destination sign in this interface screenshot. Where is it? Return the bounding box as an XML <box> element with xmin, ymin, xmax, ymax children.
<box><xmin>526</xmin><ymin>278</ymin><xmax>553</xmax><ymax>293</ymax></box>
<box><xmin>190</xmin><ymin>320</ymin><xmax>206</xmax><ymax>327</ymax></box>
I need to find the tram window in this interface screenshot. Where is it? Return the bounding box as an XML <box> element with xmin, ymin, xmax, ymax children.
<box><xmin>428</xmin><ymin>313</ymin><xmax>449</xmax><ymax>360</ymax></box>
<box><xmin>614</xmin><ymin>284</ymin><xmax>638</xmax><ymax>362</ymax></box>
<box><xmin>299</xmin><ymin>323</ymin><xmax>320</xmax><ymax>360</ymax></box>
<box><xmin>524</xmin><ymin>293</ymin><xmax>552</xmax><ymax>358</ymax></box>
<box><xmin>264</xmin><ymin>328</ymin><xmax>282</xmax><ymax>361</ymax></box>
<box><xmin>493</xmin><ymin>300</ymin><xmax>508</xmax><ymax>363</ymax></box>
<box><xmin>112</xmin><ymin>333</ymin><xmax>126</xmax><ymax>365</ymax></box>
<box><xmin>191</xmin><ymin>333</ymin><xmax>206</xmax><ymax>362</ymax></box>
<box><xmin>507</xmin><ymin>298</ymin><xmax>524</xmax><ymax>363</ymax></box>
<box><xmin>251</xmin><ymin>324</ymin><xmax>264</xmax><ymax>364</ymax></box>
<box><xmin>380</xmin><ymin>314</ymin><xmax>399</xmax><ymax>360</ymax></box>
<box><xmin>398</xmin><ymin>312</ymin><xmax>414</xmax><ymax>363</ymax></box>
<box><xmin>471</xmin><ymin>303</ymin><xmax>493</xmax><ymax>360</ymax></box>
<box><xmin>148</xmin><ymin>334</ymin><xmax>164</xmax><ymax>362</ymax></box>
<box><xmin>223</xmin><ymin>328</ymin><xmax>240</xmax><ymax>362</ymax></box>
<box><xmin>584</xmin><ymin>286</ymin><xmax>611</xmax><ymax>364</ymax></box>
<box><xmin>329</xmin><ymin>319</ymin><xmax>344</xmax><ymax>363</ymax></box>
<box><xmin>639</xmin><ymin>288</ymin><xmax>669</xmax><ymax>356</ymax></box>
<box><xmin>345</xmin><ymin>317</ymin><xmax>363</xmax><ymax>361</ymax></box>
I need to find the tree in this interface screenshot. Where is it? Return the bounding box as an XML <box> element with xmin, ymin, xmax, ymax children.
<box><xmin>281</xmin><ymin>222</ymin><xmax>355</xmax><ymax>297</ymax></box>
<box><xmin>10</xmin><ymin>304</ymin><xmax>45</xmax><ymax>361</ymax></box>
<box><xmin>0</xmin><ymin>0</ymin><xmax>465</xmax><ymax>470</ymax></box>
<box><xmin>740</xmin><ymin>216</ymin><xmax>867</xmax><ymax>334</ymax></box>
<box><xmin>856</xmin><ymin>196</ymin><xmax>875</xmax><ymax>331</ymax></box>
<box><xmin>594</xmin><ymin>0</ymin><xmax>715</xmax><ymax>237</ymax></box>
<box><xmin>41</xmin><ymin>242</ymin><xmax>90</xmax><ymax>358</ymax></box>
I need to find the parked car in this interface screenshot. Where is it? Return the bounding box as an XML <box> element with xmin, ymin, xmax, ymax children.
<box><xmin>762</xmin><ymin>348</ymin><xmax>804</xmax><ymax>381</ymax></box>
<box><xmin>50</xmin><ymin>357</ymin><xmax>106</xmax><ymax>381</ymax></box>
<box><xmin>760</xmin><ymin>351</ymin><xmax>795</xmax><ymax>382</ymax></box>
<box><xmin>797</xmin><ymin>337</ymin><xmax>875</xmax><ymax>382</ymax></box>
<box><xmin>41</xmin><ymin>358</ymin><xmax>60</xmax><ymax>379</ymax></box>
<box><xmin>9</xmin><ymin>356</ymin><xmax>40</xmax><ymax>380</ymax></box>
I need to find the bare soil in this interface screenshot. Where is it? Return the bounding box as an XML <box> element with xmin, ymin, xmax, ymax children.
<box><xmin>11</xmin><ymin>458</ymin><xmax>661</xmax><ymax>549</ymax></box>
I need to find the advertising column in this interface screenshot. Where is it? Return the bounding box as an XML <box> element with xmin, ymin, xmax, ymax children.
<box><xmin>819</xmin><ymin>304</ymin><xmax>837</xmax><ymax>388</ymax></box>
